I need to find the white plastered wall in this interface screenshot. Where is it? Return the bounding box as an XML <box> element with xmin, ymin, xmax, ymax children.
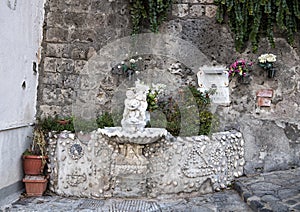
<box><xmin>0</xmin><ymin>0</ymin><xmax>45</xmax><ymax>206</ymax></box>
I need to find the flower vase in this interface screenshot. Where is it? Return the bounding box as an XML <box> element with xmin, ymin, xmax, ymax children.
<box><xmin>267</xmin><ymin>68</ymin><xmax>276</xmax><ymax>78</ymax></box>
<box><xmin>237</xmin><ymin>73</ymin><xmax>251</xmax><ymax>84</ymax></box>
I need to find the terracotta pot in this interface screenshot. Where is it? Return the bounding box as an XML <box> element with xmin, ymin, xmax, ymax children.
<box><xmin>57</xmin><ymin>120</ymin><xmax>70</xmax><ymax>125</ymax></box>
<box><xmin>22</xmin><ymin>155</ymin><xmax>47</xmax><ymax>175</ymax></box>
<box><xmin>23</xmin><ymin>176</ymin><xmax>48</xmax><ymax>196</ymax></box>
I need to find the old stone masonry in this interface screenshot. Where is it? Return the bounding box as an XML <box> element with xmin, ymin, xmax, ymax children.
<box><xmin>47</xmin><ymin>129</ymin><xmax>245</xmax><ymax>198</ymax></box>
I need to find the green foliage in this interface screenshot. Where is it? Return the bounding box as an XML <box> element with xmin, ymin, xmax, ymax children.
<box><xmin>38</xmin><ymin>113</ymin><xmax>115</xmax><ymax>133</ymax></box>
<box><xmin>96</xmin><ymin>112</ymin><xmax>115</xmax><ymax>129</ymax></box>
<box><xmin>38</xmin><ymin>116</ymin><xmax>75</xmax><ymax>133</ymax></box>
<box><xmin>187</xmin><ymin>86</ymin><xmax>218</xmax><ymax>136</ymax></box>
<box><xmin>153</xmin><ymin>86</ymin><xmax>218</xmax><ymax>136</ymax></box>
<box><xmin>147</xmin><ymin>89</ymin><xmax>160</xmax><ymax>112</ymax></box>
<box><xmin>129</xmin><ymin>0</ymin><xmax>172</xmax><ymax>34</ymax></box>
<box><xmin>158</xmin><ymin>96</ymin><xmax>181</xmax><ymax>136</ymax></box>
<box><xmin>215</xmin><ymin>0</ymin><xmax>300</xmax><ymax>52</ymax></box>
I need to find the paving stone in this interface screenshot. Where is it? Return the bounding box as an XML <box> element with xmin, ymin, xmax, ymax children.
<box><xmin>7</xmin><ymin>190</ymin><xmax>252</xmax><ymax>212</ymax></box>
<box><xmin>259</xmin><ymin>208</ymin><xmax>273</xmax><ymax>212</ymax></box>
<box><xmin>253</xmin><ymin>190</ymin><xmax>276</xmax><ymax>197</ymax></box>
<box><xmin>277</xmin><ymin>188</ymin><xmax>300</xmax><ymax>199</ymax></box>
<box><xmin>293</xmin><ymin>203</ymin><xmax>300</xmax><ymax>210</ymax></box>
<box><xmin>261</xmin><ymin>194</ymin><xmax>280</xmax><ymax>203</ymax></box>
<box><xmin>235</xmin><ymin>168</ymin><xmax>300</xmax><ymax>212</ymax></box>
<box><xmin>268</xmin><ymin>202</ymin><xmax>289</xmax><ymax>212</ymax></box>
<box><xmin>285</xmin><ymin>199</ymin><xmax>297</xmax><ymax>205</ymax></box>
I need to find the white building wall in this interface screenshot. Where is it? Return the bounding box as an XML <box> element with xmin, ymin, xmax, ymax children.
<box><xmin>0</xmin><ymin>0</ymin><xmax>44</xmax><ymax>206</ymax></box>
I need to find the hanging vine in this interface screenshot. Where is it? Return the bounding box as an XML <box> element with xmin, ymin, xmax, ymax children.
<box><xmin>215</xmin><ymin>0</ymin><xmax>300</xmax><ymax>52</ymax></box>
<box><xmin>129</xmin><ymin>0</ymin><xmax>172</xmax><ymax>34</ymax></box>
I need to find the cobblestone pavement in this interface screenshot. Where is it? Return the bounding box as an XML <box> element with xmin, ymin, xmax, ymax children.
<box><xmin>3</xmin><ymin>190</ymin><xmax>251</xmax><ymax>212</ymax></box>
<box><xmin>234</xmin><ymin>167</ymin><xmax>300</xmax><ymax>212</ymax></box>
<box><xmin>2</xmin><ymin>168</ymin><xmax>300</xmax><ymax>212</ymax></box>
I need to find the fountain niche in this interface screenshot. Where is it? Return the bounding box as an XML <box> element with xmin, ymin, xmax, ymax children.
<box><xmin>48</xmin><ymin>80</ymin><xmax>245</xmax><ymax>199</ymax></box>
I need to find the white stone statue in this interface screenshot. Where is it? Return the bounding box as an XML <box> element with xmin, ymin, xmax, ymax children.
<box><xmin>121</xmin><ymin>80</ymin><xmax>149</xmax><ymax>133</ymax></box>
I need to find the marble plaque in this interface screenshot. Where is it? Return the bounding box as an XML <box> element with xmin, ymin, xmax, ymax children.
<box><xmin>197</xmin><ymin>66</ymin><xmax>230</xmax><ymax>105</ymax></box>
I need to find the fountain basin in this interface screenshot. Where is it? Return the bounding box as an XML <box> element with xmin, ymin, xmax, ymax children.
<box><xmin>98</xmin><ymin>127</ymin><xmax>168</xmax><ymax>144</ymax></box>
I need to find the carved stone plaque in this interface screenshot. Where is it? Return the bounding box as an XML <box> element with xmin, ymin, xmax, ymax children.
<box><xmin>197</xmin><ymin>66</ymin><xmax>230</xmax><ymax>105</ymax></box>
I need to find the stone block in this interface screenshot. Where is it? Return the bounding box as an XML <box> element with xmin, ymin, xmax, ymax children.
<box><xmin>106</xmin><ymin>13</ymin><xmax>130</xmax><ymax>29</ymax></box>
<box><xmin>64</xmin><ymin>12</ymin><xmax>88</xmax><ymax>28</ymax></box>
<box><xmin>172</xmin><ymin>4</ymin><xmax>189</xmax><ymax>18</ymax></box>
<box><xmin>46</xmin><ymin>0</ymin><xmax>63</xmax><ymax>12</ymax></box>
<box><xmin>63</xmin><ymin>0</ymin><xmax>90</xmax><ymax>12</ymax></box>
<box><xmin>39</xmin><ymin>105</ymin><xmax>62</xmax><ymax>118</ymax></box>
<box><xmin>70</xmin><ymin>45</ymin><xmax>88</xmax><ymax>60</ymax></box>
<box><xmin>44</xmin><ymin>57</ymin><xmax>75</xmax><ymax>74</ymax></box>
<box><xmin>90</xmin><ymin>0</ymin><xmax>114</xmax><ymax>14</ymax></box>
<box><xmin>190</xmin><ymin>5</ymin><xmax>205</xmax><ymax>17</ymax></box>
<box><xmin>46</xmin><ymin>12</ymin><xmax>64</xmax><ymax>27</ymax></box>
<box><xmin>43</xmin><ymin>57</ymin><xmax>58</xmax><ymax>73</ymax></box>
<box><xmin>205</xmin><ymin>5</ymin><xmax>218</xmax><ymax>18</ymax></box>
<box><xmin>43</xmin><ymin>72</ymin><xmax>62</xmax><ymax>85</ymax></box>
<box><xmin>45</xmin><ymin>43</ymin><xmax>70</xmax><ymax>58</ymax></box>
<box><xmin>86</xmin><ymin>13</ymin><xmax>106</xmax><ymax>29</ymax></box>
<box><xmin>42</xmin><ymin>85</ymin><xmax>58</xmax><ymax>104</ymax></box>
<box><xmin>70</xmin><ymin>29</ymin><xmax>96</xmax><ymax>43</ymax></box>
<box><xmin>47</xmin><ymin>0</ymin><xmax>90</xmax><ymax>12</ymax></box>
<box><xmin>45</xmin><ymin>27</ymin><xmax>68</xmax><ymax>42</ymax></box>
<box><xmin>58</xmin><ymin>89</ymin><xmax>73</xmax><ymax>105</ymax></box>
<box><xmin>74</xmin><ymin>60</ymin><xmax>87</xmax><ymax>74</ymax></box>
<box><xmin>61</xmin><ymin>106</ymin><xmax>72</xmax><ymax>117</ymax></box>
<box><xmin>62</xmin><ymin>74</ymin><xmax>79</xmax><ymax>89</ymax></box>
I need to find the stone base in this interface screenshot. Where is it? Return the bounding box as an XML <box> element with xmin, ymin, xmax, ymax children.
<box><xmin>48</xmin><ymin>130</ymin><xmax>245</xmax><ymax>198</ymax></box>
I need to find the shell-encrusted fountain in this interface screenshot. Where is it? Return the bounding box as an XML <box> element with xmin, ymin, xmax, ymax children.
<box><xmin>48</xmin><ymin>81</ymin><xmax>246</xmax><ymax>199</ymax></box>
<box><xmin>99</xmin><ymin>80</ymin><xmax>168</xmax><ymax>144</ymax></box>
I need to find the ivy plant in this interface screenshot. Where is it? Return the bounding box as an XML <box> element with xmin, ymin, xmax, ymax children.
<box><xmin>129</xmin><ymin>0</ymin><xmax>172</xmax><ymax>34</ymax></box>
<box><xmin>215</xmin><ymin>0</ymin><xmax>300</xmax><ymax>52</ymax></box>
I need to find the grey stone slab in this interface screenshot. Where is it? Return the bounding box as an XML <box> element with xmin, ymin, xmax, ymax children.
<box><xmin>261</xmin><ymin>194</ymin><xmax>280</xmax><ymax>203</ymax></box>
<box><xmin>268</xmin><ymin>202</ymin><xmax>289</xmax><ymax>212</ymax></box>
<box><xmin>293</xmin><ymin>203</ymin><xmax>300</xmax><ymax>210</ymax></box>
<box><xmin>235</xmin><ymin>168</ymin><xmax>300</xmax><ymax>212</ymax></box>
<box><xmin>285</xmin><ymin>199</ymin><xmax>298</xmax><ymax>205</ymax></box>
<box><xmin>253</xmin><ymin>190</ymin><xmax>276</xmax><ymax>197</ymax></box>
<box><xmin>249</xmin><ymin>182</ymin><xmax>281</xmax><ymax>192</ymax></box>
<box><xmin>277</xmin><ymin>188</ymin><xmax>300</xmax><ymax>199</ymax></box>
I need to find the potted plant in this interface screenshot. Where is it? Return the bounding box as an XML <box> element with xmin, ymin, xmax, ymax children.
<box><xmin>22</xmin><ymin>127</ymin><xmax>47</xmax><ymax>175</ymax></box>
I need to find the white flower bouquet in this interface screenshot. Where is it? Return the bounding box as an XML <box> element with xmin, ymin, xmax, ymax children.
<box><xmin>258</xmin><ymin>53</ymin><xmax>277</xmax><ymax>78</ymax></box>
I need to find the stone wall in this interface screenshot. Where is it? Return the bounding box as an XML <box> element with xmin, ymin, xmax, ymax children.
<box><xmin>38</xmin><ymin>0</ymin><xmax>132</xmax><ymax>117</ymax></box>
<box><xmin>38</xmin><ymin>0</ymin><xmax>217</xmax><ymax>118</ymax></box>
<box><xmin>38</xmin><ymin>0</ymin><xmax>300</xmax><ymax>176</ymax></box>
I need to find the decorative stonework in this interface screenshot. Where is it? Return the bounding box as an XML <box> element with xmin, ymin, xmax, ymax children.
<box><xmin>66</xmin><ymin>170</ymin><xmax>87</xmax><ymax>187</ymax></box>
<box><xmin>48</xmin><ymin>130</ymin><xmax>245</xmax><ymax>198</ymax></box>
<box><xmin>68</xmin><ymin>142</ymin><xmax>84</xmax><ymax>160</ymax></box>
